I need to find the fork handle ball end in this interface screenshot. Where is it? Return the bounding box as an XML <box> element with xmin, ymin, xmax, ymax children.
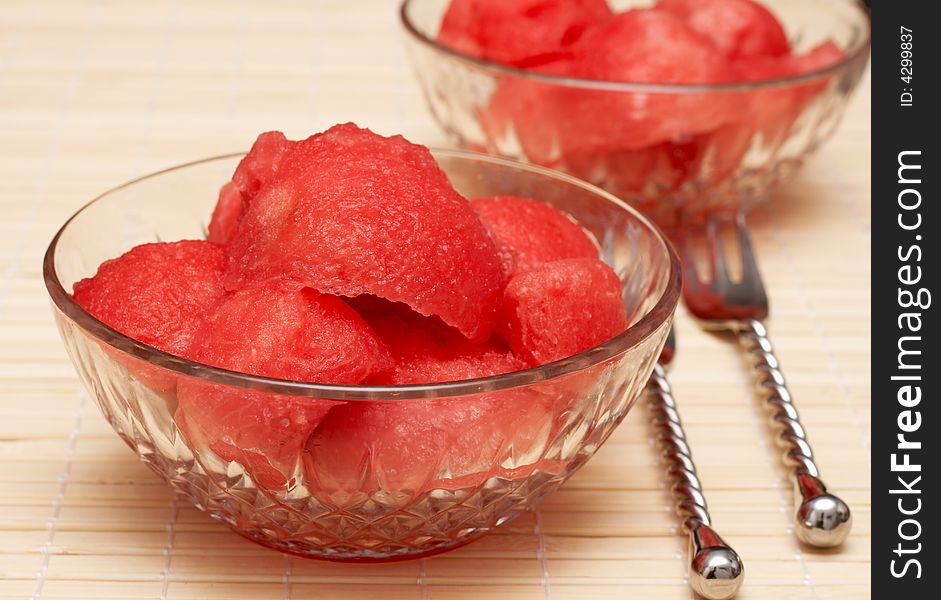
<box><xmin>737</xmin><ymin>319</ymin><xmax>852</xmax><ymax>547</ymax></box>
<box><xmin>794</xmin><ymin>473</ymin><xmax>853</xmax><ymax>547</ymax></box>
<box><xmin>646</xmin><ymin>363</ymin><xmax>745</xmax><ymax>598</ymax></box>
<box><xmin>687</xmin><ymin>520</ymin><xmax>745</xmax><ymax>600</ymax></box>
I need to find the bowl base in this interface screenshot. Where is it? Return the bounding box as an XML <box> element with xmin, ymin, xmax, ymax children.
<box><xmin>230</xmin><ymin>525</ymin><xmax>486</xmax><ymax>563</ymax></box>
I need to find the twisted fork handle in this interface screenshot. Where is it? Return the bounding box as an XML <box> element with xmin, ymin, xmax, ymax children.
<box><xmin>735</xmin><ymin>320</ymin><xmax>852</xmax><ymax>547</ymax></box>
<box><xmin>647</xmin><ymin>364</ymin><xmax>743</xmax><ymax>600</ymax></box>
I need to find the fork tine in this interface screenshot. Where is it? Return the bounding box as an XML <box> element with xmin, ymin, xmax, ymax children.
<box><xmin>734</xmin><ymin>213</ymin><xmax>769</xmax><ymax>309</ymax></box>
<box><xmin>706</xmin><ymin>214</ymin><xmax>730</xmax><ymax>286</ymax></box>
<box><xmin>680</xmin><ymin>232</ymin><xmax>701</xmax><ymax>292</ymax></box>
<box><xmin>735</xmin><ymin>214</ymin><xmax>760</xmax><ymax>283</ymax></box>
<box><xmin>683</xmin><ymin>211</ymin><xmax>850</xmax><ymax>547</ymax></box>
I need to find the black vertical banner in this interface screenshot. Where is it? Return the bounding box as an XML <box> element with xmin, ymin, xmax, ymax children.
<box><xmin>873</xmin><ymin>1</ymin><xmax>938</xmax><ymax>596</ymax></box>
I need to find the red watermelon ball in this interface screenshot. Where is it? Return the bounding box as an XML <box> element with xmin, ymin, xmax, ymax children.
<box><xmin>175</xmin><ymin>286</ymin><xmax>393</xmax><ymax>488</ymax></box>
<box><xmin>207</xmin><ymin>181</ymin><xmax>243</xmax><ymax>245</ymax></box>
<box><xmin>479</xmin><ymin>57</ymin><xmax>574</xmax><ymax>165</ymax></box>
<box><xmin>72</xmin><ymin>240</ymin><xmax>226</xmax><ymax>357</ymax></box>
<box><xmin>175</xmin><ymin>386</ymin><xmax>335</xmax><ymax>489</ymax></box>
<box><xmin>734</xmin><ymin>41</ymin><xmax>847</xmax><ymax>143</ymax></box>
<box><xmin>438</xmin><ymin>0</ymin><xmax>613</xmax><ymax>68</ymax></box>
<box><xmin>555</xmin><ymin>9</ymin><xmax>739</xmax><ymax>153</ymax></box>
<box><xmin>695</xmin><ymin>125</ymin><xmax>754</xmax><ymax>190</ymax></box>
<box><xmin>305</xmin><ymin>389</ymin><xmax>557</xmax><ymax>495</ymax></box>
<box><xmin>787</xmin><ymin>41</ymin><xmax>847</xmax><ymax>104</ymax></box>
<box><xmin>353</xmin><ymin>296</ymin><xmax>526</xmax><ymax>385</ymax></box>
<box><xmin>562</xmin><ymin>143</ymin><xmax>674</xmax><ymax>197</ymax></box>
<box><xmin>224</xmin><ymin>124</ymin><xmax>505</xmax><ymax>342</ymax></box>
<box><xmin>657</xmin><ymin>0</ymin><xmax>790</xmax><ymax>61</ymax></box>
<box><xmin>207</xmin><ymin>131</ymin><xmax>295</xmax><ymax>245</ymax></box>
<box><xmin>471</xmin><ymin>195</ymin><xmax>599</xmax><ymax>277</ymax></box>
<box><xmin>498</xmin><ymin>258</ymin><xmax>627</xmax><ymax>365</ymax></box>
<box><xmin>231</xmin><ymin>130</ymin><xmax>295</xmax><ymax>202</ymax></box>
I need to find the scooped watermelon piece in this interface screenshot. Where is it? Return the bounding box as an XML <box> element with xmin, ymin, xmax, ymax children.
<box><xmin>176</xmin><ymin>386</ymin><xmax>337</xmax><ymax>489</ymax></box>
<box><xmin>175</xmin><ymin>286</ymin><xmax>392</xmax><ymax>488</ymax></box>
<box><xmin>72</xmin><ymin>240</ymin><xmax>226</xmax><ymax>357</ymax></box>
<box><xmin>695</xmin><ymin>125</ymin><xmax>754</xmax><ymax>190</ymax></box>
<box><xmin>735</xmin><ymin>41</ymin><xmax>846</xmax><ymax>142</ymax></box>
<box><xmin>208</xmin><ymin>132</ymin><xmax>295</xmax><ymax>245</ymax></box>
<box><xmin>556</xmin><ymin>9</ymin><xmax>739</xmax><ymax>152</ymax></box>
<box><xmin>231</xmin><ymin>131</ymin><xmax>295</xmax><ymax>202</ymax></box>
<box><xmin>353</xmin><ymin>296</ymin><xmax>526</xmax><ymax>384</ymax></box>
<box><xmin>224</xmin><ymin>124</ymin><xmax>505</xmax><ymax>342</ymax></box>
<box><xmin>569</xmin><ymin>9</ymin><xmax>738</xmax><ymax>84</ymax></box>
<box><xmin>208</xmin><ymin>182</ymin><xmax>243</xmax><ymax>245</ymax></box>
<box><xmin>471</xmin><ymin>196</ymin><xmax>598</xmax><ymax>276</ymax></box>
<box><xmin>498</xmin><ymin>258</ymin><xmax>627</xmax><ymax>365</ymax></box>
<box><xmin>562</xmin><ymin>143</ymin><xmax>671</xmax><ymax>198</ymax></box>
<box><xmin>185</xmin><ymin>287</ymin><xmax>391</xmax><ymax>383</ymax></box>
<box><xmin>658</xmin><ymin>0</ymin><xmax>790</xmax><ymax>61</ymax></box>
<box><xmin>787</xmin><ymin>41</ymin><xmax>846</xmax><ymax>103</ymax></box>
<box><xmin>438</xmin><ymin>0</ymin><xmax>613</xmax><ymax>68</ymax></box>
<box><xmin>305</xmin><ymin>389</ymin><xmax>556</xmax><ymax>494</ymax></box>
<box><xmin>789</xmin><ymin>41</ymin><xmax>845</xmax><ymax>72</ymax></box>
<box><xmin>480</xmin><ymin>57</ymin><xmax>574</xmax><ymax>165</ymax></box>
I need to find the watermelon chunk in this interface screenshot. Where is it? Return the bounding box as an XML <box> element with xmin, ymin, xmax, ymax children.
<box><xmin>207</xmin><ymin>182</ymin><xmax>243</xmax><ymax>245</ymax></box>
<box><xmin>554</xmin><ymin>9</ymin><xmax>739</xmax><ymax>153</ymax></box>
<box><xmin>231</xmin><ymin>131</ymin><xmax>295</xmax><ymax>202</ymax></box>
<box><xmin>353</xmin><ymin>296</ymin><xmax>526</xmax><ymax>384</ymax></box>
<box><xmin>787</xmin><ymin>41</ymin><xmax>847</xmax><ymax>103</ymax></box>
<box><xmin>734</xmin><ymin>41</ymin><xmax>847</xmax><ymax>142</ymax></box>
<box><xmin>438</xmin><ymin>0</ymin><xmax>613</xmax><ymax>68</ymax></box>
<box><xmin>480</xmin><ymin>57</ymin><xmax>574</xmax><ymax>165</ymax></box>
<box><xmin>305</xmin><ymin>389</ymin><xmax>556</xmax><ymax>493</ymax></box>
<box><xmin>224</xmin><ymin>124</ymin><xmax>505</xmax><ymax>342</ymax></box>
<box><xmin>562</xmin><ymin>142</ymin><xmax>671</xmax><ymax>197</ymax></box>
<box><xmin>481</xmin><ymin>10</ymin><xmax>741</xmax><ymax>158</ymax></box>
<box><xmin>208</xmin><ymin>132</ymin><xmax>295</xmax><ymax>245</ymax></box>
<box><xmin>175</xmin><ymin>286</ymin><xmax>393</xmax><ymax>488</ymax></box>
<box><xmin>72</xmin><ymin>240</ymin><xmax>227</xmax><ymax>357</ymax></box>
<box><xmin>658</xmin><ymin>0</ymin><xmax>790</xmax><ymax>61</ymax></box>
<box><xmin>471</xmin><ymin>195</ymin><xmax>598</xmax><ymax>277</ymax></box>
<box><xmin>497</xmin><ymin>258</ymin><xmax>627</xmax><ymax>365</ymax></box>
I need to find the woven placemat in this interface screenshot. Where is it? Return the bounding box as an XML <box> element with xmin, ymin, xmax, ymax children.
<box><xmin>0</xmin><ymin>1</ymin><xmax>870</xmax><ymax>598</ymax></box>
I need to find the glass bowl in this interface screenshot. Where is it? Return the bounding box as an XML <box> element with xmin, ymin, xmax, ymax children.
<box><xmin>401</xmin><ymin>0</ymin><xmax>871</xmax><ymax>230</ymax></box>
<box><xmin>43</xmin><ymin>149</ymin><xmax>680</xmax><ymax>561</ymax></box>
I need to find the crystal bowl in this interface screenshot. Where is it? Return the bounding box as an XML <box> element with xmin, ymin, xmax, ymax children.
<box><xmin>401</xmin><ymin>0</ymin><xmax>871</xmax><ymax>230</ymax></box>
<box><xmin>44</xmin><ymin>149</ymin><xmax>680</xmax><ymax>561</ymax></box>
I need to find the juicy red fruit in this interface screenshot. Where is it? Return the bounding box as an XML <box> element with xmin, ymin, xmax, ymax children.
<box><xmin>658</xmin><ymin>0</ymin><xmax>790</xmax><ymax>61</ymax></box>
<box><xmin>498</xmin><ymin>258</ymin><xmax>627</xmax><ymax>365</ymax></box>
<box><xmin>438</xmin><ymin>0</ymin><xmax>613</xmax><ymax>68</ymax></box>
<box><xmin>175</xmin><ymin>286</ymin><xmax>392</xmax><ymax>487</ymax></box>
<box><xmin>208</xmin><ymin>131</ymin><xmax>295</xmax><ymax>245</ymax></box>
<box><xmin>185</xmin><ymin>286</ymin><xmax>391</xmax><ymax>384</ymax></box>
<box><xmin>568</xmin><ymin>9</ymin><xmax>735</xmax><ymax>84</ymax></box>
<box><xmin>478</xmin><ymin>56</ymin><xmax>574</xmax><ymax>165</ymax></box>
<box><xmin>231</xmin><ymin>131</ymin><xmax>295</xmax><ymax>203</ymax></box>
<box><xmin>207</xmin><ymin>182</ymin><xmax>243</xmax><ymax>245</ymax></box>
<box><xmin>224</xmin><ymin>124</ymin><xmax>505</xmax><ymax>342</ymax></box>
<box><xmin>72</xmin><ymin>240</ymin><xmax>226</xmax><ymax>357</ymax></box>
<box><xmin>733</xmin><ymin>41</ymin><xmax>847</xmax><ymax>142</ymax></box>
<box><xmin>354</xmin><ymin>297</ymin><xmax>525</xmax><ymax>385</ymax></box>
<box><xmin>305</xmin><ymin>389</ymin><xmax>557</xmax><ymax>494</ymax></box>
<box><xmin>556</xmin><ymin>10</ymin><xmax>739</xmax><ymax>152</ymax></box>
<box><xmin>472</xmin><ymin>195</ymin><xmax>598</xmax><ymax>277</ymax></box>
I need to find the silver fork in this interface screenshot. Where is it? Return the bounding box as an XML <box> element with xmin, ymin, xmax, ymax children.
<box><xmin>647</xmin><ymin>328</ymin><xmax>744</xmax><ymax>599</ymax></box>
<box><xmin>681</xmin><ymin>213</ymin><xmax>852</xmax><ymax>548</ymax></box>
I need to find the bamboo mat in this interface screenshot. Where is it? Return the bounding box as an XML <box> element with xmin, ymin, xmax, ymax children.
<box><xmin>0</xmin><ymin>1</ymin><xmax>871</xmax><ymax>598</ymax></box>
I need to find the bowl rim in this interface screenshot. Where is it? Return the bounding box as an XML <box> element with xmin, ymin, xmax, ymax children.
<box><xmin>398</xmin><ymin>0</ymin><xmax>872</xmax><ymax>93</ymax></box>
<box><xmin>43</xmin><ymin>148</ymin><xmax>681</xmax><ymax>401</ymax></box>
